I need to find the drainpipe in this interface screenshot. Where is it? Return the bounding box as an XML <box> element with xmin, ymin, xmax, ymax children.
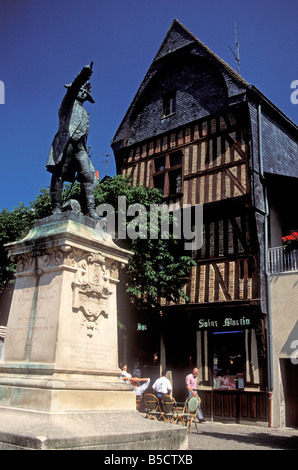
<box><xmin>258</xmin><ymin>102</ymin><xmax>274</xmax><ymax>426</ymax></box>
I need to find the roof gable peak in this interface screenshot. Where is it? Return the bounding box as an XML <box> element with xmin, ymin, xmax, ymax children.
<box><xmin>153</xmin><ymin>19</ymin><xmax>197</xmax><ymax>61</ymax></box>
<box><xmin>154</xmin><ymin>19</ymin><xmax>248</xmax><ymax>87</ymax></box>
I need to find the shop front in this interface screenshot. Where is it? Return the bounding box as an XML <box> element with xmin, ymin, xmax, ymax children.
<box><xmin>162</xmin><ymin>305</ymin><xmax>269</xmax><ymax>425</ymax></box>
<box><xmin>194</xmin><ymin>308</ymin><xmax>269</xmax><ymax>424</ymax></box>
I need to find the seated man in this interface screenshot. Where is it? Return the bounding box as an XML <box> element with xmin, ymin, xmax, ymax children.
<box><xmin>131</xmin><ymin>376</ymin><xmax>150</xmax><ymax>398</ymax></box>
<box><xmin>119</xmin><ymin>364</ymin><xmax>132</xmax><ymax>383</ymax></box>
<box><xmin>152</xmin><ymin>369</ymin><xmax>172</xmax><ymax>400</ymax></box>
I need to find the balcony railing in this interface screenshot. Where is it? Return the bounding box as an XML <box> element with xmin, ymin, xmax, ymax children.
<box><xmin>268</xmin><ymin>246</ymin><xmax>298</xmax><ymax>274</ymax></box>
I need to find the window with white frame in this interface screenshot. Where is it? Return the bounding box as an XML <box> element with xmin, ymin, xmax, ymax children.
<box><xmin>162</xmin><ymin>91</ymin><xmax>176</xmax><ymax>118</ymax></box>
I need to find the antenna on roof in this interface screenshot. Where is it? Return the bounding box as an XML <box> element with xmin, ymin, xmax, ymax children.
<box><xmin>94</xmin><ymin>153</ymin><xmax>111</xmax><ymax>177</ymax></box>
<box><xmin>229</xmin><ymin>22</ymin><xmax>240</xmax><ymax>74</ymax></box>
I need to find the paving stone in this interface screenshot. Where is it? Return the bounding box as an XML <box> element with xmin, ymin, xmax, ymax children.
<box><xmin>188</xmin><ymin>421</ymin><xmax>298</xmax><ymax>450</ymax></box>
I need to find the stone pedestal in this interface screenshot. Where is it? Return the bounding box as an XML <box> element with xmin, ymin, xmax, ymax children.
<box><xmin>0</xmin><ymin>213</ymin><xmax>188</xmax><ymax>449</ymax></box>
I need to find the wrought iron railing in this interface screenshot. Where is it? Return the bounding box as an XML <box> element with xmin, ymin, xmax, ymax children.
<box><xmin>268</xmin><ymin>246</ymin><xmax>298</xmax><ymax>274</ymax></box>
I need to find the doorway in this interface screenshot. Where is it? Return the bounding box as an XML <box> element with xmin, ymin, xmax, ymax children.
<box><xmin>281</xmin><ymin>359</ymin><xmax>298</xmax><ymax>427</ymax></box>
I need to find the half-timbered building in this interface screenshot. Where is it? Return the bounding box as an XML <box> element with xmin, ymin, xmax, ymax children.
<box><xmin>111</xmin><ymin>20</ymin><xmax>298</xmax><ymax>426</ymax></box>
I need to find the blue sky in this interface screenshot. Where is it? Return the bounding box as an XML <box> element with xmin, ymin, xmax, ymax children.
<box><xmin>1</xmin><ymin>0</ymin><xmax>298</xmax><ymax>210</ymax></box>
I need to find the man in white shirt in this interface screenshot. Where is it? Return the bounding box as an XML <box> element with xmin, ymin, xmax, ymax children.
<box><xmin>152</xmin><ymin>370</ymin><xmax>172</xmax><ymax>400</ymax></box>
<box><xmin>121</xmin><ymin>366</ymin><xmax>150</xmax><ymax>398</ymax></box>
<box><xmin>133</xmin><ymin>377</ymin><xmax>151</xmax><ymax>397</ymax></box>
<box><xmin>120</xmin><ymin>364</ymin><xmax>132</xmax><ymax>383</ymax></box>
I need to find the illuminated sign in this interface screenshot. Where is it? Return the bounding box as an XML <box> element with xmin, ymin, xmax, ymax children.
<box><xmin>198</xmin><ymin>316</ymin><xmax>251</xmax><ymax>329</ymax></box>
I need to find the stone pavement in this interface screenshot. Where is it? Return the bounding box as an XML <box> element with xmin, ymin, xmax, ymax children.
<box><xmin>188</xmin><ymin>421</ymin><xmax>298</xmax><ymax>450</ymax></box>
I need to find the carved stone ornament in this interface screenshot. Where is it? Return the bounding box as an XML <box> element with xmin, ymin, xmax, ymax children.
<box><xmin>72</xmin><ymin>251</ymin><xmax>113</xmax><ymax>338</ymax></box>
<box><xmin>11</xmin><ymin>246</ymin><xmax>71</xmax><ymax>275</ymax></box>
<box><xmin>10</xmin><ymin>245</ymin><xmax>116</xmax><ymax>338</ymax></box>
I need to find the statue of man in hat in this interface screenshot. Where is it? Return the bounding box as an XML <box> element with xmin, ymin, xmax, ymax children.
<box><xmin>46</xmin><ymin>62</ymin><xmax>99</xmax><ymax>219</ymax></box>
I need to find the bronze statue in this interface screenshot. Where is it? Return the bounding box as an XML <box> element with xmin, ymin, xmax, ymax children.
<box><xmin>46</xmin><ymin>62</ymin><xmax>99</xmax><ymax>219</ymax></box>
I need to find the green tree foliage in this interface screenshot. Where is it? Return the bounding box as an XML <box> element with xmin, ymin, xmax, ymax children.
<box><xmin>0</xmin><ymin>203</ymin><xmax>35</xmax><ymax>293</ymax></box>
<box><xmin>0</xmin><ymin>176</ymin><xmax>196</xmax><ymax>308</ymax></box>
<box><xmin>94</xmin><ymin>175</ymin><xmax>196</xmax><ymax>308</ymax></box>
<box><xmin>0</xmin><ymin>185</ymin><xmax>74</xmax><ymax>292</ymax></box>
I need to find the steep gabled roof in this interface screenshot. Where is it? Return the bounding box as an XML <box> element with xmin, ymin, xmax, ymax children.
<box><xmin>153</xmin><ymin>19</ymin><xmax>248</xmax><ymax>87</ymax></box>
<box><xmin>111</xmin><ymin>19</ymin><xmax>298</xmax><ymax>148</ymax></box>
<box><xmin>153</xmin><ymin>19</ymin><xmax>198</xmax><ymax>61</ymax></box>
<box><xmin>111</xmin><ymin>19</ymin><xmax>248</xmax><ymax>147</ymax></box>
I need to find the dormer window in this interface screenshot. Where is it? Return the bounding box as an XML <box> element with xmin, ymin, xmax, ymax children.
<box><xmin>162</xmin><ymin>91</ymin><xmax>176</xmax><ymax>118</ymax></box>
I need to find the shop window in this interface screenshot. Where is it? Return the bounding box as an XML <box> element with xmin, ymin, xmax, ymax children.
<box><xmin>152</xmin><ymin>151</ymin><xmax>183</xmax><ymax>197</ymax></box>
<box><xmin>162</xmin><ymin>92</ymin><xmax>176</xmax><ymax>118</ymax></box>
<box><xmin>212</xmin><ymin>331</ymin><xmax>245</xmax><ymax>390</ymax></box>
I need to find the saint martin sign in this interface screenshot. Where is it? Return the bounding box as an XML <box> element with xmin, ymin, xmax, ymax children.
<box><xmin>198</xmin><ymin>316</ymin><xmax>251</xmax><ymax>329</ymax></box>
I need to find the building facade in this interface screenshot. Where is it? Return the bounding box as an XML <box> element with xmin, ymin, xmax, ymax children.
<box><xmin>111</xmin><ymin>20</ymin><xmax>298</xmax><ymax>426</ymax></box>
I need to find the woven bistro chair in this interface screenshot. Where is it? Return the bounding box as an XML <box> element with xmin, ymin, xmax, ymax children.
<box><xmin>160</xmin><ymin>394</ymin><xmax>178</xmax><ymax>423</ymax></box>
<box><xmin>175</xmin><ymin>396</ymin><xmax>200</xmax><ymax>433</ymax></box>
<box><xmin>143</xmin><ymin>393</ymin><xmax>162</xmax><ymax>420</ymax></box>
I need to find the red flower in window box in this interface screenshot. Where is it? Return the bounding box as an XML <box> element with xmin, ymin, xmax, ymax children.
<box><xmin>282</xmin><ymin>232</ymin><xmax>298</xmax><ymax>250</ymax></box>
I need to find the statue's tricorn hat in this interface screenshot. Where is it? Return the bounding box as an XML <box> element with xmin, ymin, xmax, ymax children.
<box><xmin>64</xmin><ymin>81</ymin><xmax>95</xmax><ymax>103</ymax></box>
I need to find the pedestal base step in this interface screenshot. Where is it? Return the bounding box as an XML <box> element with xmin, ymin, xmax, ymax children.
<box><xmin>0</xmin><ymin>408</ymin><xmax>188</xmax><ymax>450</ymax></box>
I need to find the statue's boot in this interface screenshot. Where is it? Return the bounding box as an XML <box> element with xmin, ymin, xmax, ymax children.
<box><xmin>50</xmin><ymin>175</ymin><xmax>63</xmax><ymax>214</ymax></box>
<box><xmin>81</xmin><ymin>182</ymin><xmax>100</xmax><ymax>220</ymax></box>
